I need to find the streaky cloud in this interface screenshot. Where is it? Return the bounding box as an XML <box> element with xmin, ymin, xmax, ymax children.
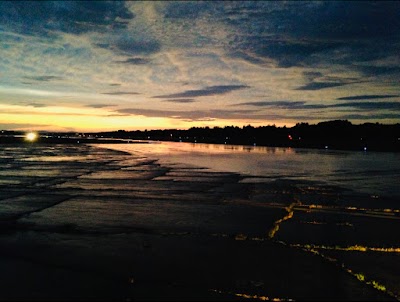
<box><xmin>116</xmin><ymin>38</ymin><xmax>161</xmax><ymax>56</ymax></box>
<box><xmin>23</xmin><ymin>76</ymin><xmax>63</xmax><ymax>82</ymax></box>
<box><xmin>96</xmin><ymin>38</ymin><xmax>161</xmax><ymax>56</ymax></box>
<box><xmin>86</xmin><ymin>104</ymin><xmax>114</xmax><ymax>109</ymax></box>
<box><xmin>340</xmin><ymin>113</ymin><xmax>400</xmax><ymax>120</ymax></box>
<box><xmin>115</xmin><ymin>57</ymin><xmax>151</xmax><ymax>65</ymax></box>
<box><xmin>102</xmin><ymin>92</ymin><xmax>140</xmax><ymax>95</ymax></box>
<box><xmin>26</xmin><ymin>103</ymin><xmax>47</xmax><ymax>108</ymax></box>
<box><xmin>337</xmin><ymin>95</ymin><xmax>400</xmax><ymax>101</ymax></box>
<box><xmin>331</xmin><ymin>101</ymin><xmax>400</xmax><ymax>111</ymax></box>
<box><xmin>182</xmin><ymin>118</ymin><xmax>216</xmax><ymax>122</ymax></box>
<box><xmin>235</xmin><ymin>101</ymin><xmax>306</xmax><ymax>108</ymax></box>
<box><xmin>0</xmin><ymin>122</ymin><xmax>51</xmax><ymax>130</ymax></box>
<box><xmin>117</xmin><ymin>108</ymin><xmax>259</xmax><ymax>120</ymax></box>
<box><xmin>163</xmin><ymin>99</ymin><xmax>196</xmax><ymax>103</ymax></box>
<box><xmin>153</xmin><ymin>85</ymin><xmax>250</xmax><ymax>98</ymax></box>
<box><xmin>355</xmin><ymin>65</ymin><xmax>400</xmax><ymax>76</ymax></box>
<box><xmin>302</xmin><ymin>71</ymin><xmax>323</xmax><ymax>81</ymax></box>
<box><xmin>296</xmin><ymin>81</ymin><xmax>361</xmax><ymax>91</ymax></box>
<box><xmin>234</xmin><ymin>100</ymin><xmax>400</xmax><ymax>111</ymax></box>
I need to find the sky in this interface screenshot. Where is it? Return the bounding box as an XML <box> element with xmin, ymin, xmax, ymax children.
<box><xmin>1</xmin><ymin>1</ymin><xmax>399</xmax><ymax>132</ymax></box>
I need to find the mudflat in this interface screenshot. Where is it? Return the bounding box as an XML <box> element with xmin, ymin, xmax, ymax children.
<box><xmin>0</xmin><ymin>144</ymin><xmax>398</xmax><ymax>301</ymax></box>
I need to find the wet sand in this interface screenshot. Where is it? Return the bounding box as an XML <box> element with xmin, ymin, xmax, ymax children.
<box><xmin>0</xmin><ymin>144</ymin><xmax>399</xmax><ymax>301</ymax></box>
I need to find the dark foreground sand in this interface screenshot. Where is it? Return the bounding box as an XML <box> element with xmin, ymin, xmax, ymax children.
<box><xmin>0</xmin><ymin>144</ymin><xmax>399</xmax><ymax>301</ymax></box>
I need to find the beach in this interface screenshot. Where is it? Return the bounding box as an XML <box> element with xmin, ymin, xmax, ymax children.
<box><xmin>0</xmin><ymin>143</ymin><xmax>399</xmax><ymax>301</ymax></box>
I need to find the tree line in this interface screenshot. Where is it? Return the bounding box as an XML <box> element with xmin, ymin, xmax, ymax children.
<box><xmin>97</xmin><ymin>120</ymin><xmax>400</xmax><ymax>152</ymax></box>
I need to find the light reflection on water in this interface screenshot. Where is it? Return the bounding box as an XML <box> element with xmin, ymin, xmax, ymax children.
<box><xmin>95</xmin><ymin>141</ymin><xmax>400</xmax><ymax>198</ymax></box>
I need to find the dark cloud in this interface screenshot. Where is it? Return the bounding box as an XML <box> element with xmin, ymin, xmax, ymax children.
<box><xmin>162</xmin><ymin>2</ymin><xmax>398</xmax><ymax>68</ymax></box>
<box><xmin>115</xmin><ymin>38</ymin><xmax>161</xmax><ymax>55</ymax></box>
<box><xmin>331</xmin><ymin>101</ymin><xmax>400</xmax><ymax>111</ymax></box>
<box><xmin>97</xmin><ymin>39</ymin><xmax>159</xmax><ymax>56</ymax></box>
<box><xmin>337</xmin><ymin>95</ymin><xmax>400</xmax><ymax>101</ymax></box>
<box><xmin>23</xmin><ymin>75</ymin><xmax>62</xmax><ymax>82</ymax></box>
<box><xmin>86</xmin><ymin>104</ymin><xmax>114</xmax><ymax>109</ymax></box>
<box><xmin>115</xmin><ymin>57</ymin><xmax>151</xmax><ymax>65</ymax></box>
<box><xmin>219</xmin><ymin>2</ymin><xmax>400</xmax><ymax>68</ymax></box>
<box><xmin>228</xmin><ymin>51</ymin><xmax>269</xmax><ymax>66</ymax></box>
<box><xmin>153</xmin><ymin>85</ymin><xmax>250</xmax><ymax>98</ymax></box>
<box><xmin>96</xmin><ymin>37</ymin><xmax>161</xmax><ymax>56</ymax></box>
<box><xmin>109</xmin><ymin>83</ymin><xmax>121</xmax><ymax>87</ymax></box>
<box><xmin>163</xmin><ymin>99</ymin><xmax>196</xmax><ymax>103</ymax></box>
<box><xmin>223</xmin><ymin>2</ymin><xmax>400</xmax><ymax>41</ymax></box>
<box><xmin>340</xmin><ymin>113</ymin><xmax>400</xmax><ymax>120</ymax></box>
<box><xmin>26</xmin><ymin>103</ymin><xmax>47</xmax><ymax>108</ymax></box>
<box><xmin>250</xmin><ymin>39</ymin><xmax>341</xmax><ymax>68</ymax></box>
<box><xmin>235</xmin><ymin>101</ymin><xmax>306</xmax><ymax>108</ymax></box>
<box><xmin>101</xmin><ymin>92</ymin><xmax>140</xmax><ymax>95</ymax></box>
<box><xmin>161</xmin><ymin>2</ymin><xmax>222</xmax><ymax>20</ymax></box>
<box><xmin>354</xmin><ymin>65</ymin><xmax>400</xmax><ymax>77</ymax></box>
<box><xmin>296</xmin><ymin>81</ymin><xmax>361</xmax><ymax>91</ymax></box>
<box><xmin>0</xmin><ymin>1</ymin><xmax>134</xmax><ymax>36</ymax></box>
<box><xmin>234</xmin><ymin>100</ymin><xmax>400</xmax><ymax>112</ymax></box>
<box><xmin>302</xmin><ymin>71</ymin><xmax>323</xmax><ymax>81</ymax></box>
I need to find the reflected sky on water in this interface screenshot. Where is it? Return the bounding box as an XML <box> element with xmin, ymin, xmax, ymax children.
<box><xmin>97</xmin><ymin>141</ymin><xmax>400</xmax><ymax>198</ymax></box>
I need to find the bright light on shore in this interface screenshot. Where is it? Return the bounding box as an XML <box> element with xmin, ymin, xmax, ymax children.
<box><xmin>25</xmin><ymin>132</ymin><xmax>38</xmax><ymax>142</ymax></box>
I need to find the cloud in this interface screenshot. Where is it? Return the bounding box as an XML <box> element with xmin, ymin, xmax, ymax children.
<box><xmin>97</xmin><ymin>37</ymin><xmax>161</xmax><ymax>56</ymax></box>
<box><xmin>296</xmin><ymin>81</ymin><xmax>361</xmax><ymax>91</ymax></box>
<box><xmin>302</xmin><ymin>71</ymin><xmax>324</xmax><ymax>81</ymax></box>
<box><xmin>221</xmin><ymin>2</ymin><xmax>400</xmax><ymax>68</ymax></box>
<box><xmin>23</xmin><ymin>75</ymin><xmax>63</xmax><ymax>82</ymax></box>
<box><xmin>337</xmin><ymin>95</ymin><xmax>400</xmax><ymax>101</ymax></box>
<box><xmin>85</xmin><ymin>104</ymin><xmax>114</xmax><ymax>109</ymax></box>
<box><xmin>0</xmin><ymin>122</ymin><xmax>51</xmax><ymax>130</ymax></box>
<box><xmin>235</xmin><ymin>101</ymin><xmax>306</xmax><ymax>108</ymax></box>
<box><xmin>234</xmin><ymin>100</ymin><xmax>400</xmax><ymax>112</ymax></box>
<box><xmin>101</xmin><ymin>92</ymin><xmax>140</xmax><ymax>95</ymax></box>
<box><xmin>115</xmin><ymin>57</ymin><xmax>151</xmax><ymax>65</ymax></box>
<box><xmin>153</xmin><ymin>85</ymin><xmax>250</xmax><ymax>98</ymax></box>
<box><xmin>354</xmin><ymin>65</ymin><xmax>400</xmax><ymax>77</ymax></box>
<box><xmin>115</xmin><ymin>38</ymin><xmax>161</xmax><ymax>55</ymax></box>
<box><xmin>0</xmin><ymin>1</ymin><xmax>134</xmax><ymax>36</ymax></box>
<box><xmin>26</xmin><ymin>102</ymin><xmax>47</xmax><ymax>108</ymax></box>
<box><xmin>117</xmin><ymin>108</ymin><xmax>260</xmax><ymax>120</ymax></box>
<box><xmin>331</xmin><ymin>101</ymin><xmax>400</xmax><ymax>111</ymax></box>
<box><xmin>251</xmin><ymin>39</ymin><xmax>341</xmax><ymax>68</ymax></box>
<box><xmin>340</xmin><ymin>113</ymin><xmax>400</xmax><ymax>120</ymax></box>
<box><xmin>163</xmin><ymin>99</ymin><xmax>196</xmax><ymax>103</ymax></box>
<box><xmin>161</xmin><ymin>1</ymin><xmax>220</xmax><ymax>20</ymax></box>
<box><xmin>228</xmin><ymin>51</ymin><xmax>270</xmax><ymax>66</ymax></box>
<box><xmin>182</xmin><ymin>118</ymin><xmax>216</xmax><ymax>122</ymax></box>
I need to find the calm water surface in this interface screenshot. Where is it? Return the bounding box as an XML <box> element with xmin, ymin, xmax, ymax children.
<box><xmin>100</xmin><ymin>141</ymin><xmax>400</xmax><ymax>198</ymax></box>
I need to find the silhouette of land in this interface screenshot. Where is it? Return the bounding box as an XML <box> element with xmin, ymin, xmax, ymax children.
<box><xmin>1</xmin><ymin>120</ymin><xmax>400</xmax><ymax>152</ymax></box>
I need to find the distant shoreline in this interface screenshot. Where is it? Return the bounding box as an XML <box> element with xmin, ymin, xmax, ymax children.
<box><xmin>2</xmin><ymin>120</ymin><xmax>400</xmax><ymax>152</ymax></box>
<box><xmin>1</xmin><ymin>135</ymin><xmax>400</xmax><ymax>153</ymax></box>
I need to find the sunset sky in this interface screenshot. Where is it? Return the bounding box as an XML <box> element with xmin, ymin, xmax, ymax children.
<box><xmin>1</xmin><ymin>1</ymin><xmax>399</xmax><ymax>131</ymax></box>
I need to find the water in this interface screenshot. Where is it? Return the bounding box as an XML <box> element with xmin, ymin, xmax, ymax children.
<box><xmin>100</xmin><ymin>141</ymin><xmax>400</xmax><ymax>198</ymax></box>
<box><xmin>1</xmin><ymin>143</ymin><xmax>399</xmax><ymax>300</ymax></box>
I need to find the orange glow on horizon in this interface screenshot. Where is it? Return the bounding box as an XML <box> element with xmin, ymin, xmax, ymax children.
<box><xmin>0</xmin><ymin>103</ymin><xmax>296</xmax><ymax>132</ymax></box>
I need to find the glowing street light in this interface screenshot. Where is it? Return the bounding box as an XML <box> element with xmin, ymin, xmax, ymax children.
<box><xmin>25</xmin><ymin>132</ymin><xmax>38</xmax><ymax>142</ymax></box>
